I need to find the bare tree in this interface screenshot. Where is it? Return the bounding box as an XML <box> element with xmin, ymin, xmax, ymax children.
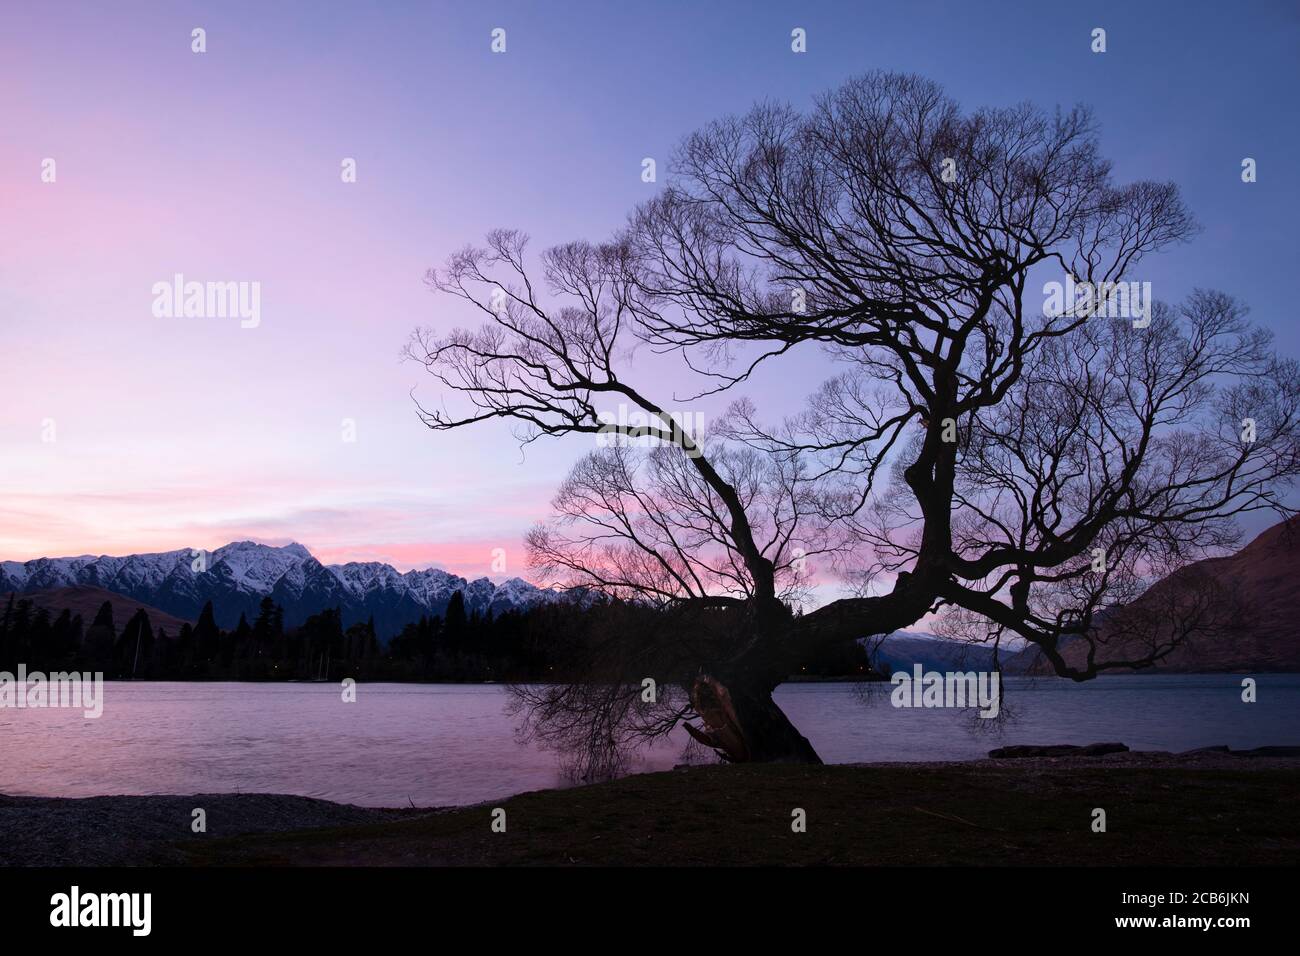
<box><xmin>408</xmin><ymin>72</ymin><xmax>1300</xmax><ymax>767</ymax></box>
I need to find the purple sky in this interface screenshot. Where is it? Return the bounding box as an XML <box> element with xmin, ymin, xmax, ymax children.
<box><xmin>3</xmin><ymin>0</ymin><xmax>1298</xmax><ymax>582</ymax></box>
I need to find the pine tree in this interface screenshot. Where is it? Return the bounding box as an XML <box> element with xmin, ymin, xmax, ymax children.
<box><xmin>445</xmin><ymin>590</ymin><xmax>467</xmax><ymax>652</ymax></box>
<box><xmin>118</xmin><ymin>609</ymin><xmax>154</xmax><ymax>678</ymax></box>
<box><xmin>177</xmin><ymin>623</ymin><xmax>195</xmax><ymax>670</ymax></box>
<box><xmin>253</xmin><ymin>597</ymin><xmax>275</xmax><ymax>656</ymax></box>
<box><xmin>91</xmin><ymin>600</ymin><xmax>115</xmax><ymax>632</ymax></box>
<box><xmin>84</xmin><ymin>600</ymin><xmax>117</xmax><ymax>670</ymax></box>
<box><xmin>195</xmin><ymin>601</ymin><xmax>220</xmax><ymax>664</ymax></box>
<box><xmin>231</xmin><ymin>612</ymin><xmax>252</xmax><ymax>668</ymax></box>
<box><xmin>0</xmin><ymin>593</ymin><xmax>14</xmax><ymax>668</ymax></box>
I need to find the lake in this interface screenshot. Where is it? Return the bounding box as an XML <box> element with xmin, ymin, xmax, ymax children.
<box><xmin>1</xmin><ymin>675</ymin><xmax>1296</xmax><ymax>807</ymax></box>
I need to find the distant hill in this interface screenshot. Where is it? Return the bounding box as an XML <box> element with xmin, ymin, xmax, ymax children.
<box><xmin>4</xmin><ymin>585</ymin><xmax>194</xmax><ymax>635</ymax></box>
<box><xmin>1031</xmin><ymin>518</ymin><xmax>1300</xmax><ymax>673</ymax></box>
<box><xmin>868</xmin><ymin>519</ymin><xmax>1300</xmax><ymax>676</ymax></box>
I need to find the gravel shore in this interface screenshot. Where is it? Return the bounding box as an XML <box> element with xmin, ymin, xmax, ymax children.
<box><xmin>0</xmin><ymin>792</ymin><xmax>415</xmax><ymax>866</ymax></box>
<box><xmin>3</xmin><ymin>750</ymin><xmax>1297</xmax><ymax>866</ymax></box>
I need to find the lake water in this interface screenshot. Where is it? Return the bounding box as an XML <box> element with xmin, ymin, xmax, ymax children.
<box><xmin>1</xmin><ymin>676</ymin><xmax>1296</xmax><ymax>807</ymax></box>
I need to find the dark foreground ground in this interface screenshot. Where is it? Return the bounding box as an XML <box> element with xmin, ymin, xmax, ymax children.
<box><xmin>3</xmin><ymin>752</ymin><xmax>1297</xmax><ymax>866</ymax></box>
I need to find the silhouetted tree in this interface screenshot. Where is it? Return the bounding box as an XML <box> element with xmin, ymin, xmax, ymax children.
<box><xmin>0</xmin><ymin>593</ymin><xmax>16</xmax><ymax>668</ymax></box>
<box><xmin>228</xmin><ymin>612</ymin><xmax>251</xmax><ymax>667</ymax></box>
<box><xmin>83</xmin><ymin>600</ymin><xmax>117</xmax><ymax>670</ymax></box>
<box><xmin>194</xmin><ymin>601</ymin><xmax>220</xmax><ymax>666</ymax></box>
<box><xmin>252</xmin><ymin>597</ymin><xmax>280</xmax><ymax>658</ymax></box>
<box><xmin>410</xmin><ymin>71</ymin><xmax>1300</xmax><ymax>768</ymax></box>
<box><xmin>444</xmin><ymin>590</ymin><xmax>467</xmax><ymax>651</ymax></box>
<box><xmin>118</xmin><ymin>609</ymin><xmax>154</xmax><ymax>678</ymax></box>
<box><xmin>91</xmin><ymin>600</ymin><xmax>114</xmax><ymax>630</ymax></box>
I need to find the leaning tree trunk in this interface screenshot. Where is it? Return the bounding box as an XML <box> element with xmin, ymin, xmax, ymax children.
<box><xmin>686</xmin><ymin>673</ymin><xmax>822</xmax><ymax>764</ymax></box>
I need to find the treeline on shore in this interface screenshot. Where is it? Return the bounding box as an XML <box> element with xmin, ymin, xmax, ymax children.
<box><xmin>0</xmin><ymin>591</ymin><xmax>877</xmax><ymax>682</ymax></box>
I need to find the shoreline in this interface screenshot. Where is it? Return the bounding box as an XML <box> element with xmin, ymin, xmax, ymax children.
<box><xmin>69</xmin><ymin>670</ymin><xmax>1300</xmax><ymax>678</ymax></box>
<box><xmin>4</xmin><ymin>750</ymin><xmax>1298</xmax><ymax>866</ymax></box>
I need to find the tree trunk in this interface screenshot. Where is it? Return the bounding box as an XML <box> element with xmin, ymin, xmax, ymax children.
<box><xmin>687</xmin><ymin>673</ymin><xmax>822</xmax><ymax>764</ymax></box>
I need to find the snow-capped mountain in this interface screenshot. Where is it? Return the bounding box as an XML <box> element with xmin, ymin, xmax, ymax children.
<box><xmin>0</xmin><ymin>541</ymin><xmax>564</xmax><ymax>638</ymax></box>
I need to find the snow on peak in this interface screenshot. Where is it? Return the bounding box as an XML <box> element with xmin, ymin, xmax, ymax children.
<box><xmin>0</xmin><ymin>541</ymin><xmax>563</xmax><ymax>619</ymax></box>
<box><xmin>326</xmin><ymin>561</ymin><xmax>407</xmax><ymax>597</ymax></box>
<box><xmin>211</xmin><ymin>541</ymin><xmax>314</xmax><ymax>591</ymax></box>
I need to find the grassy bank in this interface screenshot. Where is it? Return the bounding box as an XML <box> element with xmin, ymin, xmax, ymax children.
<box><xmin>173</xmin><ymin>760</ymin><xmax>1299</xmax><ymax>866</ymax></box>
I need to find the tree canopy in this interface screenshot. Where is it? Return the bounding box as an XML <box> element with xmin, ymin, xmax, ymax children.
<box><xmin>409</xmin><ymin>72</ymin><xmax>1300</xmax><ymax>770</ymax></box>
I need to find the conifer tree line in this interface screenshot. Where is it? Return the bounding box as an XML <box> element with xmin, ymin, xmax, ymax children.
<box><xmin>0</xmin><ymin>590</ymin><xmax>877</xmax><ymax>682</ymax></box>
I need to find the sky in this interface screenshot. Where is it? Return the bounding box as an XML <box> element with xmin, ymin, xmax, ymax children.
<box><xmin>2</xmin><ymin>0</ymin><xmax>1298</xmax><ymax>582</ymax></box>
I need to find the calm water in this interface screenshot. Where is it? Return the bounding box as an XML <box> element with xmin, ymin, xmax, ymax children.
<box><xmin>1</xmin><ymin>676</ymin><xmax>1296</xmax><ymax>807</ymax></box>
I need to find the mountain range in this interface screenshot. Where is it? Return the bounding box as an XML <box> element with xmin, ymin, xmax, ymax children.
<box><xmin>0</xmin><ymin>541</ymin><xmax>565</xmax><ymax>638</ymax></box>
<box><xmin>5</xmin><ymin>519</ymin><xmax>1299</xmax><ymax>668</ymax></box>
<box><xmin>867</xmin><ymin>631</ymin><xmax>1040</xmax><ymax>675</ymax></box>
